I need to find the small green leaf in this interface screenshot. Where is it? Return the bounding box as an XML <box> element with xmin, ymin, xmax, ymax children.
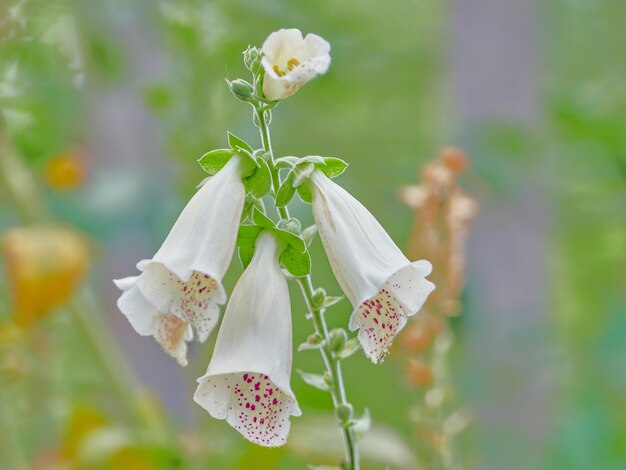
<box><xmin>335</xmin><ymin>337</ymin><xmax>360</xmax><ymax>360</ymax></box>
<box><xmin>301</xmin><ymin>225</ymin><xmax>317</xmax><ymax>247</ymax></box>
<box><xmin>297</xmin><ymin>370</ymin><xmax>329</xmax><ymax>391</ymax></box>
<box><xmin>297</xmin><ymin>182</ymin><xmax>313</xmax><ymax>203</ymax></box>
<box><xmin>350</xmin><ymin>408</ymin><xmax>371</xmax><ymax>441</ymax></box>
<box><xmin>237</xmin><ymin>225</ymin><xmax>263</xmax><ymax>247</ymax></box>
<box><xmin>319</xmin><ymin>157</ymin><xmax>349</xmax><ymax>178</ymax></box>
<box><xmin>298</xmin><ymin>333</ymin><xmax>324</xmax><ymax>352</ymax></box>
<box><xmin>197</xmin><ymin>148</ymin><xmax>236</xmax><ymax>175</ymax></box>
<box><xmin>275</xmin><ymin>156</ymin><xmax>299</xmax><ymax>169</ymax></box>
<box><xmin>275</xmin><ymin>171</ymin><xmax>296</xmax><ymax>207</ymax></box>
<box><xmin>251</xmin><ymin>208</ymin><xmax>275</xmax><ymax>229</ymax></box>
<box><xmin>245</xmin><ymin>157</ymin><xmax>271</xmax><ymax>198</ymax></box>
<box><xmin>299</xmin><ymin>155</ymin><xmax>325</xmax><ymax>165</ymax></box>
<box><xmin>293</xmin><ymin>162</ymin><xmax>316</xmax><ymax>188</ymax></box>
<box><xmin>280</xmin><ymin>244</ymin><xmax>311</xmax><ymax>277</ymax></box>
<box><xmin>322</xmin><ymin>295</ymin><xmax>344</xmax><ymax>309</ymax></box>
<box><xmin>227</xmin><ymin>131</ymin><xmax>253</xmax><ymax>154</ymax></box>
<box><xmin>238</xmin><ymin>245</ymin><xmax>255</xmax><ymax>269</ymax></box>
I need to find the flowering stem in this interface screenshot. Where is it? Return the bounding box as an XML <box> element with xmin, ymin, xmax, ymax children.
<box><xmin>254</xmin><ymin>104</ymin><xmax>360</xmax><ymax>470</ymax></box>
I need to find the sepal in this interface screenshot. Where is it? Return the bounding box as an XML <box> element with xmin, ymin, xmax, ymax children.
<box><xmin>297</xmin><ymin>370</ymin><xmax>330</xmax><ymax>391</ymax></box>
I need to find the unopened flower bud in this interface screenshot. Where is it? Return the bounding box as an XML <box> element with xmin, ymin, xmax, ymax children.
<box><xmin>278</xmin><ymin>218</ymin><xmax>301</xmax><ymax>235</ymax></box>
<box><xmin>227</xmin><ymin>78</ymin><xmax>254</xmax><ymax>102</ymax></box>
<box><xmin>243</xmin><ymin>46</ymin><xmax>261</xmax><ymax>74</ymax></box>
<box><xmin>311</xmin><ymin>287</ymin><xmax>326</xmax><ymax>308</ymax></box>
<box><xmin>336</xmin><ymin>403</ymin><xmax>353</xmax><ymax>425</ymax></box>
<box><xmin>329</xmin><ymin>328</ymin><xmax>347</xmax><ymax>354</ymax></box>
<box><xmin>307</xmin><ymin>332</ymin><xmax>323</xmax><ymax>345</ymax></box>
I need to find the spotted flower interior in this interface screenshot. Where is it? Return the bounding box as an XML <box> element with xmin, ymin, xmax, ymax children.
<box><xmin>350</xmin><ymin>263</ymin><xmax>435</xmax><ymax>363</ymax></box>
<box><xmin>136</xmin><ymin>263</ymin><xmax>224</xmax><ymax>343</ymax></box>
<box><xmin>195</xmin><ymin>372</ymin><xmax>299</xmax><ymax>447</ymax></box>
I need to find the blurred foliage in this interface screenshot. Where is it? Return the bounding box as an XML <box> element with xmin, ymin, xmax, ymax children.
<box><xmin>0</xmin><ymin>0</ymin><xmax>625</xmax><ymax>468</ymax></box>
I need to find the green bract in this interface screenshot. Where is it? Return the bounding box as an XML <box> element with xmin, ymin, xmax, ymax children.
<box><xmin>197</xmin><ymin>132</ymin><xmax>271</xmax><ymax>198</ymax></box>
<box><xmin>273</xmin><ymin>156</ymin><xmax>349</xmax><ymax>206</ymax></box>
<box><xmin>235</xmin><ymin>209</ymin><xmax>311</xmax><ymax>277</ymax></box>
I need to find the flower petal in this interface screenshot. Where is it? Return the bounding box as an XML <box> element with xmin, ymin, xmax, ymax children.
<box><xmin>194</xmin><ymin>372</ymin><xmax>300</xmax><ymax>447</ymax></box>
<box><xmin>135</xmin><ymin>263</ymin><xmax>224</xmax><ymax>342</ymax></box>
<box><xmin>115</xmin><ymin>276</ymin><xmax>192</xmax><ymax>366</ymax></box>
<box><xmin>261</xmin><ymin>28</ymin><xmax>304</xmax><ymax>64</ymax></box>
<box><xmin>349</xmin><ymin>261</ymin><xmax>435</xmax><ymax>363</ymax></box>
<box><xmin>194</xmin><ymin>232</ymin><xmax>301</xmax><ymax>446</ymax></box>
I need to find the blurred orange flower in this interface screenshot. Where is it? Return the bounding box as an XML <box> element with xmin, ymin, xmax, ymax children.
<box><xmin>44</xmin><ymin>151</ymin><xmax>86</xmax><ymax>190</ymax></box>
<box><xmin>2</xmin><ymin>225</ymin><xmax>90</xmax><ymax>326</ymax></box>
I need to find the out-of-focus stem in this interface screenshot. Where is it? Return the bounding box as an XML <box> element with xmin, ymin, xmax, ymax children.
<box><xmin>0</xmin><ymin>124</ymin><xmax>164</xmax><ymax>437</ymax></box>
<box><xmin>254</xmin><ymin>104</ymin><xmax>360</xmax><ymax>470</ymax></box>
<box><xmin>0</xmin><ymin>378</ymin><xmax>28</xmax><ymax>470</ymax></box>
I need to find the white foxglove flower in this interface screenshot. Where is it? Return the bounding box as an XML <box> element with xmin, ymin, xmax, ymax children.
<box><xmin>261</xmin><ymin>28</ymin><xmax>330</xmax><ymax>101</ymax></box>
<box><xmin>114</xmin><ymin>156</ymin><xmax>246</xmax><ymax>364</ymax></box>
<box><xmin>194</xmin><ymin>231</ymin><xmax>301</xmax><ymax>447</ymax></box>
<box><xmin>113</xmin><ymin>276</ymin><xmax>192</xmax><ymax>366</ymax></box>
<box><xmin>310</xmin><ymin>170</ymin><xmax>435</xmax><ymax>363</ymax></box>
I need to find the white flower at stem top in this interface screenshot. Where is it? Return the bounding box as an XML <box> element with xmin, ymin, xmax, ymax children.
<box><xmin>310</xmin><ymin>170</ymin><xmax>435</xmax><ymax>363</ymax></box>
<box><xmin>113</xmin><ymin>155</ymin><xmax>246</xmax><ymax>366</ymax></box>
<box><xmin>194</xmin><ymin>231</ymin><xmax>301</xmax><ymax>447</ymax></box>
<box><xmin>261</xmin><ymin>28</ymin><xmax>330</xmax><ymax>101</ymax></box>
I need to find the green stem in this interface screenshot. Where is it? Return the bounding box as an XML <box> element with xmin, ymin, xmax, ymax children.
<box><xmin>254</xmin><ymin>105</ymin><xmax>360</xmax><ymax>470</ymax></box>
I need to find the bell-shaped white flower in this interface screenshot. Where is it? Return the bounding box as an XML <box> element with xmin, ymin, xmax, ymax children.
<box><xmin>261</xmin><ymin>28</ymin><xmax>330</xmax><ymax>101</ymax></box>
<box><xmin>113</xmin><ymin>276</ymin><xmax>192</xmax><ymax>366</ymax></box>
<box><xmin>194</xmin><ymin>231</ymin><xmax>301</xmax><ymax>447</ymax></box>
<box><xmin>310</xmin><ymin>170</ymin><xmax>435</xmax><ymax>363</ymax></box>
<box><xmin>114</xmin><ymin>155</ymin><xmax>246</xmax><ymax>364</ymax></box>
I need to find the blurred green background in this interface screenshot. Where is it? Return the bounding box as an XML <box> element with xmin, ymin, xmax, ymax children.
<box><xmin>0</xmin><ymin>0</ymin><xmax>624</xmax><ymax>469</ymax></box>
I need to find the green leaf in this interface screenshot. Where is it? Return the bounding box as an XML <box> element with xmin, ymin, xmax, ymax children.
<box><xmin>197</xmin><ymin>148</ymin><xmax>236</xmax><ymax>175</ymax></box>
<box><xmin>238</xmin><ymin>245</ymin><xmax>255</xmax><ymax>269</ymax></box>
<box><xmin>293</xmin><ymin>162</ymin><xmax>316</xmax><ymax>187</ymax></box>
<box><xmin>297</xmin><ymin>182</ymin><xmax>313</xmax><ymax>203</ymax></box>
<box><xmin>274</xmin><ymin>228</ymin><xmax>310</xmax><ymax>276</ymax></box>
<box><xmin>236</xmin><ymin>225</ymin><xmax>263</xmax><ymax>269</ymax></box>
<box><xmin>335</xmin><ymin>337</ymin><xmax>360</xmax><ymax>360</ymax></box>
<box><xmin>350</xmin><ymin>409</ymin><xmax>371</xmax><ymax>441</ymax></box>
<box><xmin>251</xmin><ymin>208</ymin><xmax>275</xmax><ymax>229</ymax></box>
<box><xmin>280</xmin><ymin>243</ymin><xmax>311</xmax><ymax>277</ymax></box>
<box><xmin>245</xmin><ymin>157</ymin><xmax>271</xmax><ymax>198</ymax></box>
<box><xmin>319</xmin><ymin>157</ymin><xmax>349</xmax><ymax>178</ymax></box>
<box><xmin>275</xmin><ymin>171</ymin><xmax>296</xmax><ymax>207</ymax></box>
<box><xmin>227</xmin><ymin>131</ymin><xmax>253</xmax><ymax>154</ymax></box>
<box><xmin>297</xmin><ymin>370</ymin><xmax>329</xmax><ymax>391</ymax></box>
<box><xmin>298</xmin><ymin>333</ymin><xmax>325</xmax><ymax>352</ymax></box>
<box><xmin>275</xmin><ymin>156</ymin><xmax>299</xmax><ymax>169</ymax></box>
<box><xmin>322</xmin><ymin>295</ymin><xmax>344</xmax><ymax>308</ymax></box>
<box><xmin>301</xmin><ymin>224</ymin><xmax>317</xmax><ymax>247</ymax></box>
<box><xmin>299</xmin><ymin>156</ymin><xmax>325</xmax><ymax>165</ymax></box>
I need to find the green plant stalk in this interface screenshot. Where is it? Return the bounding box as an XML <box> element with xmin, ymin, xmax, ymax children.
<box><xmin>0</xmin><ymin>125</ymin><xmax>164</xmax><ymax>438</ymax></box>
<box><xmin>255</xmin><ymin>106</ymin><xmax>360</xmax><ymax>470</ymax></box>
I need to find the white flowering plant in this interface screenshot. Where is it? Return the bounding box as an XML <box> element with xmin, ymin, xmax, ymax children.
<box><xmin>115</xmin><ymin>28</ymin><xmax>434</xmax><ymax>469</ymax></box>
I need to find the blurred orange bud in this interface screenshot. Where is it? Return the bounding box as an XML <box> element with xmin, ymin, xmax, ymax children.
<box><xmin>440</xmin><ymin>146</ymin><xmax>468</xmax><ymax>174</ymax></box>
<box><xmin>2</xmin><ymin>226</ymin><xmax>90</xmax><ymax>326</ymax></box>
<box><xmin>406</xmin><ymin>359</ymin><xmax>434</xmax><ymax>388</ymax></box>
<box><xmin>44</xmin><ymin>151</ymin><xmax>86</xmax><ymax>190</ymax></box>
<box><xmin>401</xmin><ymin>325</ymin><xmax>433</xmax><ymax>352</ymax></box>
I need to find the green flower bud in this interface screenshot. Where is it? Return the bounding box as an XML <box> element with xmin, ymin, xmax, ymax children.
<box><xmin>278</xmin><ymin>217</ymin><xmax>301</xmax><ymax>235</ymax></box>
<box><xmin>307</xmin><ymin>332</ymin><xmax>323</xmax><ymax>345</ymax></box>
<box><xmin>243</xmin><ymin>46</ymin><xmax>261</xmax><ymax>74</ymax></box>
<box><xmin>311</xmin><ymin>287</ymin><xmax>326</xmax><ymax>308</ymax></box>
<box><xmin>336</xmin><ymin>403</ymin><xmax>354</xmax><ymax>425</ymax></box>
<box><xmin>329</xmin><ymin>328</ymin><xmax>347</xmax><ymax>354</ymax></box>
<box><xmin>227</xmin><ymin>78</ymin><xmax>254</xmax><ymax>102</ymax></box>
